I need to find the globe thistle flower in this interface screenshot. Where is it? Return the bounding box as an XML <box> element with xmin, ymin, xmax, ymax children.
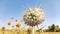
<box><xmin>2</xmin><ymin>27</ymin><xmax>5</xmax><ymax>34</ymax></box>
<box><xmin>11</xmin><ymin>16</ymin><xmax>14</xmax><ymax>20</ymax></box>
<box><xmin>16</xmin><ymin>22</ymin><xmax>21</xmax><ymax>28</ymax></box>
<box><xmin>2</xmin><ymin>27</ymin><xmax>5</xmax><ymax>31</ymax></box>
<box><xmin>23</xmin><ymin>8</ymin><xmax>45</xmax><ymax>26</ymax></box>
<box><xmin>15</xmin><ymin>18</ymin><xmax>18</xmax><ymax>22</ymax></box>
<box><xmin>8</xmin><ymin>21</ymin><xmax>11</xmax><ymax>26</ymax></box>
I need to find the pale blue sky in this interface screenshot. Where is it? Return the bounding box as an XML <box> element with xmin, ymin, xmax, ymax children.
<box><xmin>0</xmin><ymin>0</ymin><xmax>60</xmax><ymax>29</ymax></box>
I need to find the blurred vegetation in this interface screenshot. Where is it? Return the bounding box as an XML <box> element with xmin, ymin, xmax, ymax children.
<box><xmin>45</xmin><ymin>24</ymin><xmax>60</xmax><ymax>32</ymax></box>
<box><xmin>0</xmin><ymin>24</ymin><xmax>60</xmax><ymax>34</ymax></box>
<box><xmin>0</xmin><ymin>16</ymin><xmax>60</xmax><ymax>34</ymax></box>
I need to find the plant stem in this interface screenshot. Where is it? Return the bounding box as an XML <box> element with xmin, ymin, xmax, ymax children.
<box><xmin>31</xmin><ymin>26</ymin><xmax>34</xmax><ymax>34</ymax></box>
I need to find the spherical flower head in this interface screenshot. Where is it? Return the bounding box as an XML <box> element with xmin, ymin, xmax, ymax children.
<box><xmin>11</xmin><ymin>16</ymin><xmax>14</xmax><ymax>19</ymax></box>
<box><xmin>16</xmin><ymin>22</ymin><xmax>21</xmax><ymax>28</ymax></box>
<box><xmin>2</xmin><ymin>27</ymin><xmax>5</xmax><ymax>30</ymax></box>
<box><xmin>15</xmin><ymin>18</ymin><xmax>18</xmax><ymax>22</ymax></box>
<box><xmin>23</xmin><ymin>8</ymin><xmax>45</xmax><ymax>26</ymax></box>
<box><xmin>8</xmin><ymin>21</ymin><xmax>11</xmax><ymax>26</ymax></box>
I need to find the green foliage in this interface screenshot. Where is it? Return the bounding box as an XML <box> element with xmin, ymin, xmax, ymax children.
<box><xmin>45</xmin><ymin>24</ymin><xmax>60</xmax><ymax>32</ymax></box>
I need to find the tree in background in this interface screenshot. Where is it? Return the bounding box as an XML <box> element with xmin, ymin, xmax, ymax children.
<box><xmin>45</xmin><ymin>24</ymin><xmax>60</xmax><ymax>32</ymax></box>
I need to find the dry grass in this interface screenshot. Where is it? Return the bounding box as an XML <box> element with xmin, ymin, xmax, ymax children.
<box><xmin>0</xmin><ymin>30</ymin><xmax>60</xmax><ymax>34</ymax></box>
<box><xmin>43</xmin><ymin>32</ymin><xmax>60</xmax><ymax>34</ymax></box>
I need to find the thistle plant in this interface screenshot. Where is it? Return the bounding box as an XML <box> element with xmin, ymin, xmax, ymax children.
<box><xmin>23</xmin><ymin>8</ymin><xmax>45</xmax><ymax>34</ymax></box>
<box><xmin>16</xmin><ymin>22</ymin><xmax>21</xmax><ymax>28</ymax></box>
<box><xmin>16</xmin><ymin>21</ymin><xmax>21</xmax><ymax>34</ymax></box>
<box><xmin>2</xmin><ymin>27</ymin><xmax>5</xmax><ymax>34</ymax></box>
<box><xmin>11</xmin><ymin>16</ymin><xmax>14</xmax><ymax>20</ymax></box>
<box><xmin>7</xmin><ymin>16</ymin><xmax>21</xmax><ymax>34</ymax></box>
<box><xmin>15</xmin><ymin>18</ymin><xmax>18</xmax><ymax>22</ymax></box>
<box><xmin>11</xmin><ymin>24</ymin><xmax>15</xmax><ymax>34</ymax></box>
<box><xmin>8</xmin><ymin>21</ymin><xmax>11</xmax><ymax>26</ymax></box>
<box><xmin>7</xmin><ymin>21</ymin><xmax>12</xmax><ymax>34</ymax></box>
<box><xmin>27</xmin><ymin>26</ymin><xmax>33</xmax><ymax>34</ymax></box>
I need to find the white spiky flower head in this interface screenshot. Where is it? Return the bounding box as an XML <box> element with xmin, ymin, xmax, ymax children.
<box><xmin>23</xmin><ymin>7</ymin><xmax>45</xmax><ymax>26</ymax></box>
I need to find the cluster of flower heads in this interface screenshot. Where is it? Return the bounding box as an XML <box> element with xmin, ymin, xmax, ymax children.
<box><xmin>8</xmin><ymin>21</ymin><xmax>21</xmax><ymax>28</ymax></box>
<box><xmin>7</xmin><ymin>16</ymin><xmax>21</xmax><ymax>28</ymax></box>
<box><xmin>23</xmin><ymin>8</ymin><xmax>45</xmax><ymax>26</ymax></box>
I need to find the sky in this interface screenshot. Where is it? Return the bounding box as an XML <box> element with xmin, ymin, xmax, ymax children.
<box><xmin>0</xmin><ymin>0</ymin><xmax>60</xmax><ymax>29</ymax></box>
